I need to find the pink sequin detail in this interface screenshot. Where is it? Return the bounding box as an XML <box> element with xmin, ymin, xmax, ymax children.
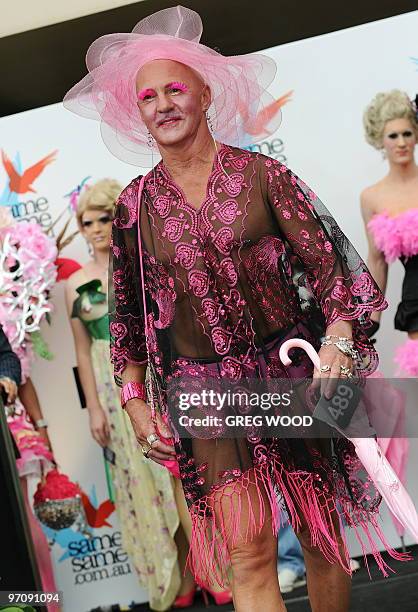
<box><xmin>219</xmin><ymin>257</ymin><xmax>238</xmax><ymax>286</ymax></box>
<box><xmin>188</xmin><ymin>270</ymin><xmax>210</xmax><ymax>297</ymax></box>
<box><xmin>202</xmin><ymin>298</ymin><xmax>221</xmax><ymax>325</ymax></box>
<box><xmin>152</xmin><ymin>195</ymin><xmax>171</xmax><ymax>218</ymax></box>
<box><xmin>213</xmin><ymin>227</ymin><xmax>234</xmax><ymax>255</ymax></box>
<box><xmin>221</xmin><ymin>173</ymin><xmax>244</xmax><ymax>197</ymax></box>
<box><xmin>213</xmin><ymin>199</ymin><xmax>239</xmax><ymax>224</ymax></box>
<box><xmin>175</xmin><ymin>242</ymin><xmax>199</xmax><ymax>269</ymax></box>
<box><xmin>154</xmin><ymin>288</ymin><xmax>176</xmax><ymax>329</ymax></box>
<box><xmin>212</xmin><ymin>327</ymin><xmax>233</xmax><ymax>355</ymax></box>
<box><xmin>164</xmin><ymin>217</ymin><xmax>186</xmax><ymax>242</ymax></box>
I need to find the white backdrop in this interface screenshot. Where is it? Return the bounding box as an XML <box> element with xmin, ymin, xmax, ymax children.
<box><xmin>1</xmin><ymin>10</ymin><xmax>417</xmax><ymax>611</ymax></box>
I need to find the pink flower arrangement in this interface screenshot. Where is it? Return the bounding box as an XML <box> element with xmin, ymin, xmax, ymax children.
<box><xmin>8</xmin><ymin>221</ymin><xmax>58</xmax><ymax>275</ymax></box>
<box><xmin>34</xmin><ymin>469</ymin><xmax>81</xmax><ymax>504</ymax></box>
<box><xmin>33</xmin><ymin>469</ymin><xmax>87</xmax><ymax>532</ymax></box>
<box><xmin>0</xmin><ymin>218</ymin><xmax>58</xmax><ymax>380</ymax></box>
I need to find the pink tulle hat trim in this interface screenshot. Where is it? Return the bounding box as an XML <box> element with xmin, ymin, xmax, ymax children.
<box><xmin>63</xmin><ymin>5</ymin><xmax>281</xmax><ymax>166</ymax></box>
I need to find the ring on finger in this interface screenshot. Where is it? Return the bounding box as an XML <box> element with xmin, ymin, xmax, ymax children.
<box><xmin>320</xmin><ymin>364</ymin><xmax>331</xmax><ymax>373</ymax></box>
<box><xmin>141</xmin><ymin>444</ymin><xmax>152</xmax><ymax>458</ymax></box>
<box><xmin>147</xmin><ymin>433</ymin><xmax>160</xmax><ymax>447</ymax></box>
<box><xmin>340</xmin><ymin>365</ymin><xmax>353</xmax><ymax>378</ymax></box>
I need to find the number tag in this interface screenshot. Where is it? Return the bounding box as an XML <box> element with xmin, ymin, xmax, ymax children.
<box><xmin>313</xmin><ymin>380</ymin><xmax>362</xmax><ymax>431</ymax></box>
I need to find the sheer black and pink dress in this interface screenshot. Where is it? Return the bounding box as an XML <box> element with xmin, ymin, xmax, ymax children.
<box><xmin>110</xmin><ymin>145</ymin><xmax>403</xmax><ymax>584</ymax></box>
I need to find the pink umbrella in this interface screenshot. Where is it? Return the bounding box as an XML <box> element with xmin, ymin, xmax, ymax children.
<box><xmin>369</xmin><ymin>370</ymin><xmax>409</xmax><ymax>547</ymax></box>
<box><xmin>279</xmin><ymin>337</ymin><xmax>418</xmax><ymax>544</ymax></box>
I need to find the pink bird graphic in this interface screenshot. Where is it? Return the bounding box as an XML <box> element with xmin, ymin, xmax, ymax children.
<box><xmin>239</xmin><ymin>90</ymin><xmax>293</xmax><ymax>138</ymax></box>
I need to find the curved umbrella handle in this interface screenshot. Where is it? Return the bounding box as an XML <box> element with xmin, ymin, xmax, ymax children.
<box><xmin>279</xmin><ymin>338</ymin><xmax>321</xmax><ymax>371</ymax></box>
<box><xmin>280</xmin><ymin>339</ymin><xmax>418</xmax><ymax>543</ymax></box>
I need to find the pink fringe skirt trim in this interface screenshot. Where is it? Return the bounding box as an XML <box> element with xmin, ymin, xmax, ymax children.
<box><xmin>186</xmin><ymin>460</ymin><xmax>410</xmax><ymax>587</ymax></box>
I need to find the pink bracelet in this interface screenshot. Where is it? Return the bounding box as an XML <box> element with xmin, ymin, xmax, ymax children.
<box><xmin>121</xmin><ymin>381</ymin><xmax>147</xmax><ymax>409</ymax></box>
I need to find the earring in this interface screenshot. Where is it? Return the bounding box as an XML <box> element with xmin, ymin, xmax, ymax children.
<box><xmin>206</xmin><ymin>111</ymin><xmax>214</xmax><ymax>134</ymax></box>
<box><xmin>147</xmin><ymin>130</ymin><xmax>155</xmax><ymax>148</ymax></box>
<box><xmin>381</xmin><ymin>149</ymin><xmax>387</xmax><ymax>160</ymax></box>
<box><xmin>87</xmin><ymin>242</ymin><xmax>93</xmax><ymax>256</ymax></box>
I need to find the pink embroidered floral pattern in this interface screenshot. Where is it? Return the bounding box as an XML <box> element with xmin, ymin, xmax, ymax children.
<box><xmin>265</xmin><ymin>160</ymin><xmax>387</xmax><ymax>338</ymax></box>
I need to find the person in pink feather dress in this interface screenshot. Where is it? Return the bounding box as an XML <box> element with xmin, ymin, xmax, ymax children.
<box><xmin>361</xmin><ymin>90</ymin><xmax>418</xmax><ymax>375</ymax></box>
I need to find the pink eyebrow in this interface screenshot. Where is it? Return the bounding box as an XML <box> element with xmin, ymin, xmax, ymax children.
<box><xmin>137</xmin><ymin>88</ymin><xmax>155</xmax><ymax>100</ymax></box>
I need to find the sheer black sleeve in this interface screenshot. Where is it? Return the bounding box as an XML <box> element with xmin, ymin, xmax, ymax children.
<box><xmin>109</xmin><ymin>177</ymin><xmax>147</xmax><ymax>385</ymax></box>
<box><xmin>262</xmin><ymin>157</ymin><xmax>387</xmax><ymax>374</ymax></box>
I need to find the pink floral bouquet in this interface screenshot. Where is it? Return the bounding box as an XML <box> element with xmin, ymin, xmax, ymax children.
<box><xmin>0</xmin><ymin>210</ymin><xmax>58</xmax><ymax>381</ymax></box>
<box><xmin>33</xmin><ymin>469</ymin><xmax>86</xmax><ymax>531</ymax></box>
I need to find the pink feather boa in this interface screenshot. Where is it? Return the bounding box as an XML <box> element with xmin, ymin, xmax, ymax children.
<box><xmin>394</xmin><ymin>338</ymin><xmax>418</xmax><ymax>377</ymax></box>
<box><xmin>367</xmin><ymin>209</ymin><xmax>418</xmax><ymax>263</ymax></box>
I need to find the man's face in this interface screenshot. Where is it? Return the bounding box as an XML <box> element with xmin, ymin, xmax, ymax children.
<box><xmin>136</xmin><ymin>59</ymin><xmax>210</xmax><ymax>148</ymax></box>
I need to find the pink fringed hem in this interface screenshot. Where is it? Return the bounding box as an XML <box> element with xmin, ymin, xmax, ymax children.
<box><xmin>186</xmin><ymin>461</ymin><xmax>410</xmax><ymax>587</ymax></box>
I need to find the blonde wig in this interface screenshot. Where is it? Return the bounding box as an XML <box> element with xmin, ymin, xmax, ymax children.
<box><xmin>76</xmin><ymin>178</ymin><xmax>122</xmax><ymax>225</ymax></box>
<box><xmin>363</xmin><ymin>89</ymin><xmax>418</xmax><ymax>149</ymax></box>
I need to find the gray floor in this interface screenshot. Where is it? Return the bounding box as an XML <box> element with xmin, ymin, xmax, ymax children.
<box><xmin>131</xmin><ymin>545</ymin><xmax>418</xmax><ymax>611</ymax></box>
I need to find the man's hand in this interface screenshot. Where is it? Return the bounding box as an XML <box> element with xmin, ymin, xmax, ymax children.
<box><xmin>0</xmin><ymin>377</ymin><xmax>18</xmax><ymax>404</ymax></box>
<box><xmin>311</xmin><ymin>344</ymin><xmax>353</xmax><ymax>399</ymax></box>
<box><xmin>125</xmin><ymin>399</ymin><xmax>176</xmax><ymax>466</ymax></box>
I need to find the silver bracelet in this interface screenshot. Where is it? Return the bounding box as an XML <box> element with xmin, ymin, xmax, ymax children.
<box><xmin>321</xmin><ymin>338</ymin><xmax>358</xmax><ymax>360</ymax></box>
<box><xmin>35</xmin><ymin>418</ymin><xmax>48</xmax><ymax>429</ymax></box>
<box><xmin>322</xmin><ymin>335</ymin><xmax>354</xmax><ymax>344</ymax></box>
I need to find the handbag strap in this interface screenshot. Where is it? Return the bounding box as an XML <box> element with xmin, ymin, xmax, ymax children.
<box><xmin>136</xmin><ymin>175</ymin><xmax>156</xmax><ymax>420</ymax></box>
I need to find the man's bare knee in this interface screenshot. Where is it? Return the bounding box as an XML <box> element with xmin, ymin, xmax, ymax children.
<box><xmin>230</xmin><ymin>534</ymin><xmax>277</xmax><ymax>585</ymax></box>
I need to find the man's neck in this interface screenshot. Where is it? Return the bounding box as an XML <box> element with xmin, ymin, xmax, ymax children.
<box><xmin>159</xmin><ymin>129</ymin><xmax>216</xmax><ymax>178</ymax></box>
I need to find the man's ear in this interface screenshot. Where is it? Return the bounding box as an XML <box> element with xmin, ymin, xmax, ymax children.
<box><xmin>202</xmin><ymin>84</ymin><xmax>212</xmax><ymax>112</ymax></box>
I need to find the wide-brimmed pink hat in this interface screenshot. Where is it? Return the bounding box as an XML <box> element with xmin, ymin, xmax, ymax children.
<box><xmin>63</xmin><ymin>5</ymin><xmax>281</xmax><ymax>166</ymax></box>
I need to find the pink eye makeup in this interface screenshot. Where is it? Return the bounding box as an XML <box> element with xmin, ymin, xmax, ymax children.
<box><xmin>137</xmin><ymin>82</ymin><xmax>188</xmax><ymax>102</ymax></box>
<box><xmin>137</xmin><ymin>88</ymin><xmax>156</xmax><ymax>102</ymax></box>
<box><xmin>168</xmin><ymin>81</ymin><xmax>188</xmax><ymax>93</ymax></box>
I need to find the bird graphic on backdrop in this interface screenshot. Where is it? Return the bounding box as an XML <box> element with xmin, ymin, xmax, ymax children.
<box><xmin>238</xmin><ymin>90</ymin><xmax>293</xmax><ymax>138</ymax></box>
<box><xmin>80</xmin><ymin>490</ymin><xmax>115</xmax><ymax>528</ymax></box>
<box><xmin>1</xmin><ymin>149</ymin><xmax>57</xmax><ymax>196</ymax></box>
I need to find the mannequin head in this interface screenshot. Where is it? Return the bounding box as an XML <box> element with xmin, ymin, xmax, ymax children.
<box><xmin>363</xmin><ymin>90</ymin><xmax>417</xmax><ymax>165</ymax></box>
<box><xmin>77</xmin><ymin>179</ymin><xmax>122</xmax><ymax>254</ymax></box>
